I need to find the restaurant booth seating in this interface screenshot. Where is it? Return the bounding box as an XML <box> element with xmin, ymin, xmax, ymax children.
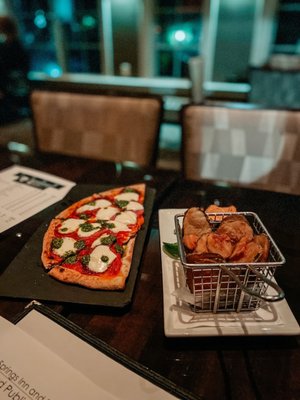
<box><xmin>30</xmin><ymin>90</ymin><xmax>163</xmax><ymax>167</ymax></box>
<box><xmin>181</xmin><ymin>104</ymin><xmax>300</xmax><ymax>195</ymax></box>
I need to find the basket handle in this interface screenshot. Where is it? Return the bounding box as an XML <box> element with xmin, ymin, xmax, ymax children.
<box><xmin>218</xmin><ymin>264</ymin><xmax>285</xmax><ymax>302</ymax></box>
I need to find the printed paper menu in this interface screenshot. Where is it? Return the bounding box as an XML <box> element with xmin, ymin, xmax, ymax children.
<box><xmin>0</xmin><ymin>165</ymin><xmax>75</xmax><ymax>233</ymax></box>
<box><xmin>0</xmin><ymin>311</ymin><xmax>178</xmax><ymax>400</ymax></box>
<box><xmin>0</xmin><ymin>316</ymin><xmax>116</xmax><ymax>400</ymax></box>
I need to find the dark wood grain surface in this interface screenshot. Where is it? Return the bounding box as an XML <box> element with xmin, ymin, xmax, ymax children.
<box><xmin>0</xmin><ymin>147</ymin><xmax>300</xmax><ymax>400</ymax></box>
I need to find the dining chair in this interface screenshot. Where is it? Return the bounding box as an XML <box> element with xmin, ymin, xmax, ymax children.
<box><xmin>30</xmin><ymin>90</ymin><xmax>163</xmax><ymax>167</ymax></box>
<box><xmin>181</xmin><ymin>104</ymin><xmax>300</xmax><ymax>195</ymax></box>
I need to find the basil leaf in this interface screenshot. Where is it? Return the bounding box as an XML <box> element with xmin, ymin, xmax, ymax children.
<box><xmin>162</xmin><ymin>242</ymin><xmax>180</xmax><ymax>260</ymax></box>
<box><xmin>115</xmin><ymin>200</ymin><xmax>129</xmax><ymax>209</ymax></box>
<box><xmin>115</xmin><ymin>243</ymin><xmax>124</xmax><ymax>256</ymax></box>
<box><xmin>79</xmin><ymin>222</ymin><xmax>94</xmax><ymax>232</ymax></box>
<box><xmin>64</xmin><ymin>254</ymin><xmax>77</xmax><ymax>264</ymax></box>
<box><xmin>82</xmin><ymin>255</ymin><xmax>90</xmax><ymax>266</ymax></box>
<box><xmin>75</xmin><ymin>240</ymin><xmax>86</xmax><ymax>250</ymax></box>
<box><xmin>51</xmin><ymin>237</ymin><xmax>63</xmax><ymax>249</ymax></box>
<box><xmin>100</xmin><ymin>235</ymin><xmax>116</xmax><ymax>245</ymax></box>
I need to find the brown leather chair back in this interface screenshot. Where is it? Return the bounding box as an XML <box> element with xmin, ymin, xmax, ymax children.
<box><xmin>181</xmin><ymin>104</ymin><xmax>300</xmax><ymax>195</ymax></box>
<box><xmin>31</xmin><ymin>90</ymin><xmax>163</xmax><ymax>167</ymax></box>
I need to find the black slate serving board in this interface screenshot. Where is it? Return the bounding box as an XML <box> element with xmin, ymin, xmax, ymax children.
<box><xmin>0</xmin><ymin>184</ymin><xmax>156</xmax><ymax>307</ymax></box>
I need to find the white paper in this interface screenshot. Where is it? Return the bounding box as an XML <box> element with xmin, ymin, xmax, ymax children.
<box><xmin>0</xmin><ymin>166</ymin><xmax>75</xmax><ymax>233</ymax></box>
<box><xmin>15</xmin><ymin>310</ymin><xmax>177</xmax><ymax>400</ymax></box>
<box><xmin>0</xmin><ymin>316</ymin><xmax>118</xmax><ymax>400</ymax></box>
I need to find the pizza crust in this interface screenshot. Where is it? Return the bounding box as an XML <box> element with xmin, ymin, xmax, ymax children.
<box><xmin>41</xmin><ymin>218</ymin><xmax>63</xmax><ymax>269</ymax></box>
<box><xmin>48</xmin><ymin>266</ymin><xmax>126</xmax><ymax>290</ymax></box>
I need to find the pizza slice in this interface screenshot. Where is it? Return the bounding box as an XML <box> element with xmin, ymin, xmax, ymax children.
<box><xmin>41</xmin><ymin>183</ymin><xmax>145</xmax><ymax>290</ymax></box>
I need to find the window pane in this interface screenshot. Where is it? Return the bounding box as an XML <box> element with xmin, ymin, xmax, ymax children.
<box><xmin>273</xmin><ymin>1</ymin><xmax>300</xmax><ymax>54</ymax></box>
<box><xmin>10</xmin><ymin>0</ymin><xmax>101</xmax><ymax>74</ymax></box>
<box><xmin>154</xmin><ymin>1</ymin><xmax>203</xmax><ymax>77</ymax></box>
<box><xmin>11</xmin><ymin>1</ymin><xmax>58</xmax><ymax>73</ymax></box>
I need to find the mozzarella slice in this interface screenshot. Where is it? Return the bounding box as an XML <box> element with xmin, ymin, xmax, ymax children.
<box><xmin>53</xmin><ymin>237</ymin><xmax>76</xmax><ymax>257</ymax></box>
<box><xmin>115</xmin><ymin>210</ymin><xmax>137</xmax><ymax>225</ymax></box>
<box><xmin>125</xmin><ymin>201</ymin><xmax>144</xmax><ymax>211</ymax></box>
<box><xmin>96</xmin><ymin>206</ymin><xmax>119</xmax><ymax>220</ymax></box>
<box><xmin>78</xmin><ymin>223</ymin><xmax>101</xmax><ymax>237</ymax></box>
<box><xmin>115</xmin><ymin>192</ymin><xmax>139</xmax><ymax>202</ymax></box>
<box><xmin>109</xmin><ymin>221</ymin><xmax>130</xmax><ymax>233</ymax></box>
<box><xmin>76</xmin><ymin>199</ymin><xmax>112</xmax><ymax>213</ymax></box>
<box><xmin>88</xmin><ymin>245</ymin><xmax>116</xmax><ymax>273</ymax></box>
<box><xmin>91</xmin><ymin>233</ymin><xmax>111</xmax><ymax>248</ymax></box>
<box><xmin>58</xmin><ymin>218</ymin><xmax>85</xmax><ymax>234</ymax></box>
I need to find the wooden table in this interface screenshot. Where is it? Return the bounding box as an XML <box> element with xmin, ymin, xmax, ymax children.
<box><xmin>1</xmin><ymin>147</ymin><xmax>300</xmax><ymax>400</ymax></box>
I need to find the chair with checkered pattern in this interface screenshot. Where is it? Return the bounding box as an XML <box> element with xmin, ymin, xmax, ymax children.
<box><xmin>181</xmin><ymin>104</ymin><xmax>300</xmax><ymax>195</ymax></box>
<box><xmin>31</xmin><ymin>90</ymin><xmax>163</xmax><ymax>167</ymax></box>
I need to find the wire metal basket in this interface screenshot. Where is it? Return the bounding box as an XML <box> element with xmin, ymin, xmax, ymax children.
<box><xmin>175</xmin><ymin>211</ymin><xmax>286</xmax><ymax>313</ymax></box>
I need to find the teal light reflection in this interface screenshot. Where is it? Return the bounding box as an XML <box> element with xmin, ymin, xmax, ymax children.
<box><xmin>44</xmin><ymin>63</ymin><xmax>62</xmax><ymax>77</ymax></box>
<box><xmin>167</xmin><ymin>25</ymin><xmax>193</xmax><ymax>47</ymax></box>
<box><xmin>34</xmin><ymin>11</ymin><xmax>47</xmax><ymax>29</ymax></box>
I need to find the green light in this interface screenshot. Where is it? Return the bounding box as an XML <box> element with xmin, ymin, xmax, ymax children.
<box><xmin>174</xmin><ymin>30</ymin><xmax>186</xmax><ymax>42</ymax></box>
<box><xmin>167</xmin><ymin>25</ymin><xmax>193</xmax><ymax>47</ymax></box>
<box><xmin>82</xmin><ymin>15</ymin><xmax>96</xmax><ymax>29</ymax></box>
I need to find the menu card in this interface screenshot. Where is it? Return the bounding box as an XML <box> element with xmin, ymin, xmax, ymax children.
<box><xmin>0</xmin><ymin>166</ymin><xmax>75</xmax><ymax>233</ymax></box>
<box><xmin>0</xmin><ymin>316</ymin><xmax>116</xmax><ymax>399</ymax></box>
<box><xmin>0</xmin><ymin>310</ymin><xmax>178</xmax><ymax>400</ymax></box>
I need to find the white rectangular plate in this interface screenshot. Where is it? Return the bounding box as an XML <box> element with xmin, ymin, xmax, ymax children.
<box><xmin>159</xmin><ymin>208</ymin><xmax>300</xmax><ymax>337</ymax></box>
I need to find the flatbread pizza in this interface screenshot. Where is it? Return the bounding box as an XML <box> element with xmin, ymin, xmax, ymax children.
<box><xmin>41</xmin><ymin>183</ymin><xmax>145</xmax><ymax>290</ymax></box>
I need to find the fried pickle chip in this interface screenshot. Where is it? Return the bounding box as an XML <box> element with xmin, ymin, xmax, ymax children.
<box><xmin>217</xmin><ymin>214</ymin><xmax>253</xmax><ymax>243</ymax></box>
<box><xmin>186</xmin><ymin>252</ymin><xmax>225</xmax><ymax>264</ymax></box>
<box><xmin>183</xmin><ymin>208</ymin><xmax>211</xmax><ymax>251</ymax></box>
<box><xmin>206</xmin><ymin>232</ymin><xmax>233</xmax><ymax>259</ymax></box>
<box><xmin>205</xmin><ymin>205</ymin><xmax>237</xmax><ymax>221</ymax></box>
<box><xmin>253</xmin><ymin>233</ymin><xmax>270</xmax><ymax>262</ymax></box>
<box><xmin>194</xmin><ymin>232</ymin><xmax>210</xmax><ymax>254</ymax></box>
<box><xmin>230</xmin><ymin>241</ymin><xmax>263</xmax><ymax>263</ymax></box>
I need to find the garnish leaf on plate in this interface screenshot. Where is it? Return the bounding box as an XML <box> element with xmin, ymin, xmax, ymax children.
<box><xmin>163</xmin><ymin>242</ymin><xmax>179</xmax><ymax>260</ymax></box>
